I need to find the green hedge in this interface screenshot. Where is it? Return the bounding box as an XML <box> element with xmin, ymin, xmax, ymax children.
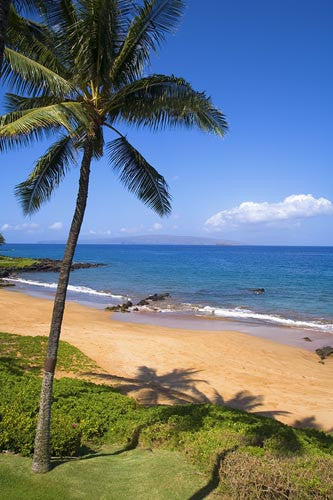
<box><xmin>1</xmin><ymin>359</ymin><xmax>333</xmax><ymax>462</ymax></box>
<box><xmin>0</xmin><ymin>366</ymin><xmax>137</xmax><ymax>456</ymax></box>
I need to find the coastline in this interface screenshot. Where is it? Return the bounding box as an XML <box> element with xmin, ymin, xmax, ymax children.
<box><xmin>2</xmin><ymin>244</ymin><xmax>333</xmax><ymax>337</ymax></box>
<box><xmin>0</xmin><ymin>287</ymin><xmax>332</xmax><ymax>431</ymax></box>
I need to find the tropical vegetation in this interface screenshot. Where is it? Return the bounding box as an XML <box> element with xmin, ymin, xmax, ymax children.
<box><xmin>0</xmin><ymin>233</ymin><xmax>5</xmax><ymax>245</ymax></box>
<box><xmin>1</xmin><ymin>331</ymin><xmax>332</xmax><ymax>499</ymax></box>
<box><xmin>0</xmin><ymin>255</ymin><xmax>40</xmax><ymax>267</ymax></box>
<box><xmin>0</xmin><ymin>0</ymin><xmax>227</xmax><ymax>473</ymax></box>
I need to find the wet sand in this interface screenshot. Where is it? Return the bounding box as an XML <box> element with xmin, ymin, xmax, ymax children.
<box><xmin>0</xmin><ymin>288</ymin><xmax>332</xmax><ymax>431</ymax></box>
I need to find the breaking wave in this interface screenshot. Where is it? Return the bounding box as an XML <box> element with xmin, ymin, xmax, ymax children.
<box><xmin>3</xmin><ymin>277</ymin><xmax>127</xmax><ymax>300</ymax></box>
<box><xmin>197</xmin><ymin>305</ymin><xmax>333</xmax><ymax>332</ymax></box>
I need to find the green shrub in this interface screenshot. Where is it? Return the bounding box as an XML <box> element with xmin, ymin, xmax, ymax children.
<box><xmin>50</xmin><ymin>415</ymin><xmax>82</xmax><ymax>457</ymax></box>
<box><xmin>0</xmin><ymin>407</ymin><xmax>37</xmax><ymax>456</ymax></box>
<box><xmin>0</xmin><ymin>367</ymin><xmax>137</xmax><ymax>457</ymax></box>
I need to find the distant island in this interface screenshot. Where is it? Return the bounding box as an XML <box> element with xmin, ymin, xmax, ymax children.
<box><xmin>39</xmin><ymin>234</ymin><xmax>238</xmax><ymax>246</ymax></box>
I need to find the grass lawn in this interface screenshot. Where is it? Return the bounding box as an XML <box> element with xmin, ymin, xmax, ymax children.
<box><xmin>0</xmin><ymin>332</ymin><xmax>98</xmax><ymax>376</ymax></box>
<box><xmin>0</xmin><ymin>447</ymin><xmax>207</xmax><ymax>500</ymax></box>
<box><xmin>0</xmin><ymin>255</ymin><xmax>40</xmax><ymax>269</ymax></box>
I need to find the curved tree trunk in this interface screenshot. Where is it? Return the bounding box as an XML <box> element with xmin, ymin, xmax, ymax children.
<box><xmin>32</xmin><ymin>143</ymin><xmax>93</xmax><ymax>473</ymax></box>
<box><xmin>0</xmin><ymin>0</ymin><xmax>11</xmax><ymax>73</ymax></box>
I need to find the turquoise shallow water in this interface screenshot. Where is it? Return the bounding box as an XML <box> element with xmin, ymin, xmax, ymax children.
<box><xmin>2</xmin><ymin>244</ymin><xmax>333</xmax><ymax>333</ymax></box>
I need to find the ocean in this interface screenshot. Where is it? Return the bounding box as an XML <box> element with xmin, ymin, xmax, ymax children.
<box><xmin>2</xmin><ymin>244</ymin><xmax>333</xmax><ymax>334</ymax></box>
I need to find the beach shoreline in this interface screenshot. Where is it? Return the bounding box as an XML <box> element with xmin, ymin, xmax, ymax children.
<box><xmin>4</xmin><ymin>277</ymin><xmax>333</xmax><ymax>351</ymax></box>
<box><xmin>0</xmin><ymin>287</ymin><xmax>332</xmax><ymax>431</ymax></box>
<box><xmin>2</xmin><ymin>244</ymin><xmax>333</xmax><ymax>338</ymax></box>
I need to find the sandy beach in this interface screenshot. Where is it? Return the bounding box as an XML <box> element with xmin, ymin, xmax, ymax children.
<box><xmin>0</xmin><ymin>288</ymin><xmax>332</xmax><ymax>431</ymax></box>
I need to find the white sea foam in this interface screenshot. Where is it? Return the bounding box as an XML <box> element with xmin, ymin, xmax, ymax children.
<box><xmin>3</xmin><ymin>277</ymin><xmax>127</xmax><ymax>300</ymax></box>
<box><xmin>197</xmin><ymin>306</ymin><xmax>333</xmax><ymax>332</ymax></box>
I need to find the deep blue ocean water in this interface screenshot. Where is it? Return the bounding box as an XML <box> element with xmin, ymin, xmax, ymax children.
<box><xmin>2</xmin><ymin>244</ymin><xmax>333</xmax><ymax>333</ymax></box>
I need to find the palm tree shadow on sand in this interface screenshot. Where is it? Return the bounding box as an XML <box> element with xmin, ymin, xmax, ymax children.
<box><xmin>52</xmin><ymin>365</ymin><xmax>328</xmax><ymax>500</ymax></box>
<box><xmin>84</xmin><ymin>365</ymin><xmax>290</xmax><ymax>418</ymax></box>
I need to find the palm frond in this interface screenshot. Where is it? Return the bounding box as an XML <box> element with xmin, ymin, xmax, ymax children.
<box><xmin>66</xmin><ymin>0</ymin><xmax>118</xmax><ymax>85</ymax></box>
<box><xmin>7</xmin><ymin>6</ymin><xmax>68</xmax><ymax>77</ymax></box>
<box><xmin>15</xmin><ymin>135</ymin><xmax>77</xmax><ymax>215</ymax></box>
<box><xmin>2</xmin><ymin>47</ymin><xmax>74</xmax><ymax>97</ymax></box>
<box><xmin>59</xmin><ymin>0</ymin><xmax>133</xmax><ymax>87</ymax></box>
<box><xmin>108</xmin><ymin>74</ymin><xmax>228</xmax><ymax>136</ymax></box>
<box><xmin>5</xmin><ymin>94</ymin><xmax>64</xmax><ymax>112</ymax></box>
<box><xmin>110</xmin><ymin>0</ymin><xmax>185</xmax><ymax>85</ymax></box>
<box><xmin>0</xmin><ymin>102</ymin><xmax>91</xmax><ymax>151</ymax></box>
<box><xmin>41</xmin><ymin>0</ymin><xmax>78</xmax><ymax>28</ymax></box>
<box><xmin>107</xmin><ymin>135</ymin><xmax>171</xmax><ymax>216</ymax></box>
<box><xmin>13</xmin><ymin>0</ymin><xmax>44</xmax><ymax>15</ymax></box>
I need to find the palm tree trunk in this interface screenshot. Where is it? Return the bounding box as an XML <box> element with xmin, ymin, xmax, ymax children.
<box><xmin>32</xmin><ymin>142</ymin><xmax>94</xmax><ymax>473</ymax></box>
<box><xmin>0</xmin><ymin>0</ymin><xmax>11</xmax><ymax>73</ymax></box>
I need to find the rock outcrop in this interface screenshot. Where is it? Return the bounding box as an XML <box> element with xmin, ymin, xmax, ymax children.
<box><xmin>105</xmin><ymin>301</ymin><xmax>133</xmax><ymax>313</ymax></box>
<box><xmin>315</xmin><ymin>346</ymin><xmax>333</xmax><ymax>360</ymax></box>
<box><xmin>0</xmin><ymin>279</ymin><xmax>15</xmax><ymax>287</ymax></box>
<box><xmin>1</xmin><ymin>258</ymin><xmax>105</xmax><ymax>275</ymax></box>
<box><xmin>105</xmin><ymin>293</ymin><xmax>171</xmax><ymax>313</ymax></box>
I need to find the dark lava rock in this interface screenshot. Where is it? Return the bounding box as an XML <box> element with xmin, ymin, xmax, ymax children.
<box><xmin>136</xmin><ymin>293</ymin><xmax>170</xmax><ymax>306</ymax></box>
<box><xmin>0</xmin><ymin>279</ymin><xmax>15</xmax><ymax>287</ymax></box>
<box><xmin>1</xmin><ymin>258</ymin><xmax>105</xmax><ymax>275</ymax></box>
<box><xmin>133</xmin><ymin>307</ymin><xmax>139</xmax><ymax>312</ymax></box>
<box><xmin>303</xmin><ymin>337</ymin><xmax>312</xmax><ymax>342</ymax></box>
<box><xmin>249</xmin><ymin>288</ymin><xmax>265</xmax><ymax>294</ymax></box>
<box><xmin>105</xmin><ymin>305</ymin><xmax>120</xmax><ymax>312</ymax></box>
<box><xmin>146</xmin><ymin>293</ymin><xmax>170</xmax><ymax>302</ymax></box>
<box><xmin>137</xmin><ymin>299</ymin><xmax>150</xmax><ymax>306</ymax></box>
<box><xmin>34</xmin><ymin>259</ymin><xmax>105</xmax><ymax>273</ymax></box>
<box><xmin>105</xmin><ymin>300</ymin><xmax>132</xmax><ymax>313</ymax></box>
<box><xmin>315</xmin><ymin>346</ymin><xmax>333</xmax><ymax>360</ymax></box>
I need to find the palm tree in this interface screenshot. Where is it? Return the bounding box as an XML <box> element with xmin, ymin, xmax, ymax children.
<box><xmin>0</xmin><ymin>0</ymin><xmax>227</xmax><ymax>473</ymax></box>
<box><xmin>0</xmin><ymin>233</ymin><xmax>5</xmax><ymax>245</ymax></box>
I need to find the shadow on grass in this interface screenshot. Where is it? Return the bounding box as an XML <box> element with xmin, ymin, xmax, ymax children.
<box><xmin>0</xmin><ymin>355</ymin><xmax>41</xmax><ymax>376</ymax></box>
<box><xmin>50</xmin><ymin>424</ymin><xmax>147</xmax><ymax>470</ymax></box>
<box><xmin>188</xmin><ymin>446</ymin><xmax>239</xmax><ymax>500</ymax></box>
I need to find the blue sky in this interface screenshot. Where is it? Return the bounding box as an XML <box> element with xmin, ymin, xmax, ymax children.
<box><xmin>1</xmin><ymin>0</ymin><xmax>332</xmax><ymax>245</ymax></box>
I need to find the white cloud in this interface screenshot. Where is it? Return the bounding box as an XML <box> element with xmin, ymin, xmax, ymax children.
<box><xmin>151</xmin><ymin>223</ymin><xmax>163</xmax><ymax>231</ymax></box>
<box><xmin>89</xmin><ymin>229</ymin><xmax>111</xmax><ymax>236</ymax></box>
<box><xmin>49</xmin><ymin>221</ymin><xmax>63</xmax><ymax>231</ymax></box>
<box><xmin>205</xmin><ymin>194</ymin><xmax>333</xmax><ymax>229</ymax></box>
<box><xmin>1</xmin><ymin>222</ymin><xmax>40</xmax><ymax>232</ymax></box>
